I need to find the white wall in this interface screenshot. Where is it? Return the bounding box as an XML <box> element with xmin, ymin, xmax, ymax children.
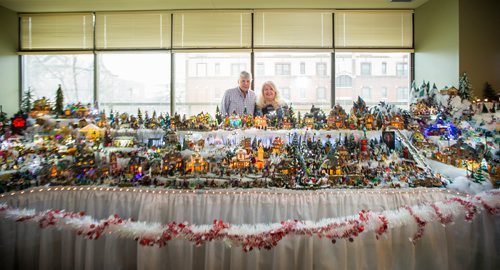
<box><xmin>0</xmin><ymin>5</ymin><xmax>19</xmax><ymax>115</ymax></box>
<box><xmin>459</xmin><ymin>0</ymin><xmax>500</xmax><ymax>98</ymax></box>
<box><xmin>414</xmin><ymin>0</ymin><xmax>459</xmax><ymax>89</ymax></box>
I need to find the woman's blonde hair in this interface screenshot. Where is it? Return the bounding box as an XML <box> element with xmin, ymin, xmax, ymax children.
<box><xmin>256</xmin><ymin>81</ymin><xmax>282</xmax><ymax>109</ymax></box>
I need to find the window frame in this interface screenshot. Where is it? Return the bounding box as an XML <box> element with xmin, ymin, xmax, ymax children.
<box><xmin>19</xmin><ymin>10</ymin><xmax>414</xmax><ymax>115</ymax></box>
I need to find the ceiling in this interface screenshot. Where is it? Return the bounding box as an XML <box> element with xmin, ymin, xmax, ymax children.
<box><xmin>0</xmin><ymin>0</ymin><xmax>429</xmax><ymax>13</ymax></box>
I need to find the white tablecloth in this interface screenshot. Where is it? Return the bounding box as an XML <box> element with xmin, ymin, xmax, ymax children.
<box><xmin>0</xmin><ymin>187</ymin><xmax>498</xmax><ymax>270</ymax></box>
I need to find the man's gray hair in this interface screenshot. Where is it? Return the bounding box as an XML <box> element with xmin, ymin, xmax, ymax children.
<box><xmin>239</xmin><ymin>71</ymin><xmax>252</xmax><ymax>80</ymax></box>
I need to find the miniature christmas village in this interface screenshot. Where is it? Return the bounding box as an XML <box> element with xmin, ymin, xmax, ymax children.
<box><xmin>1</xmin><ymin>75</ymin><xmax>499</xmax><ymax>193</ymax></box>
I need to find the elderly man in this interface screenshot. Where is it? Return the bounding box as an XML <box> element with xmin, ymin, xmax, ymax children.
<box><xmin>221</xmin><ymin>71</ymin><xmax>256</xmax><ymax>116</ymax></box>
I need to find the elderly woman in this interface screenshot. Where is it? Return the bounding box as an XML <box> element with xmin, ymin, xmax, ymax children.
<box><xmin>255</xmin><ymin>81</ymin><xmax>287</xmax><ymax>116</ymax></box>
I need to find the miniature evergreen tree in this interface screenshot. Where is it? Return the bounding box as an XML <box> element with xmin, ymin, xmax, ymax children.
<box><xmin>21</xmin><ymin>88</ymin><xmax>34</xmax><ymax>114</ymax></box>
<box><xmin>137</xmin><ymin>109</ymin><xmax>143</xmax><ymax>125</ymax></box>
<box><xmin>55</xmin><ymin>84</ymin><xmax>64</xmax><ymax>116</ymax></box>
<box><xmin>143</xmin><ymin>111</ymin><xmax>150</xmax><ymax>127</ymax></box>
<box><xmin>473</xmin><ymin>167</ymin><xmax>486</xmax><ymax>183</ymax></box>
<box><xmin>419</xmin><ymin>81</ymin><xmax>427</xmax><ymax>98</ymax></box>
<box><xmin>458</xmin><ymin>72</ymin><xmax>473</xmax><ymax>101</ymax></box>
<box><xmin>483</xmin><ymin>82</ymin><xmax>497</xmax><ymax>101</ymax></box>
<box><xmin>482</xmin><ymin>103</ymin><xmax>489</xmax><ymax>113</ymax></box>
<box><xmin>0</xmin><ymin>106</ymin><xmax>7</xmax><ymax>134</ymax></box>
<box><xmin>215</xmin><ymin>105</ymin><xmax>222</xmax><ymax>125</ymax></box>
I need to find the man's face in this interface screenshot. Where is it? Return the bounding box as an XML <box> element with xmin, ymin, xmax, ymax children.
<box><xmin>238</xmin><ymin>77</ymin><xmax>251</xmax><ymax>92</ymax></box>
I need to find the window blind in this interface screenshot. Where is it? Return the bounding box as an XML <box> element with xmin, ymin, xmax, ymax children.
<box><xmin>254</xmin><ymin>11</ymin><xmax>333</xmax><ymax>48</ymax></box>
<box><xmin>334</xmin><ymin>10</ymin><xmax>413</xmax><ymax>48</ymax></box>
<box><xmin>96</xmin><ymin>12</ymin><xmax>171</xmax><ymax>49</ymax></box>
<box><xmin>20</xmin><ymin>13</ymin><xmax>94</xmax><ymax>50</ymax></box>
<box><xmin>172</xmin><ymin>11</ymin><xmax>252</xmax><ymax>49</ymax></box>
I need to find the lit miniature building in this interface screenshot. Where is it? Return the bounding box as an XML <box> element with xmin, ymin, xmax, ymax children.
<box><xmin>271</xmin><ymin>137</ymin><xmax>285</xmax><ymax>154</ymax></box>
<box><xmin>390</xmin><ymin>115</ymin><xmax>404</xmax><ymax>129</ymax></box>
<box><xmin>255</xmin><ymin>144</ymin><xmax>265</xmax><ymax>170</ymax></box>
<box><xmin>433</xmin><ymin>151</ymin><xmax>449</xmax><ymax>164</ymax></box>
<box><xmin>364</xmin><ymin>114</ymin><xmax>375</xmax><ymax>130</ymax></box>
<box><xmin>128</xmin><ymin>156</ymin><xmax>147</xmax><ymax>175</ymax></box>
<box><xmin>439</xmin><ymin>86</ymin><xmax>458</xmax><ymax>96</ymax></box>
<box><xmin>185</xmin><ymin>151</ymin><xmax>208</xmax><ymax>173</ymax></box>
<box><xmin>163</xmin><ymin>151</ymin><xmax>183</xmax><ymax>172</ymax></box>
<box><xmin>231</xmin><ymin>148</ymin><xmax>251</xmax><ymax>169</ymax></box>
<box><xmin>303</xmin><ymin>114</ymin><xmax>315</xmax><ymax>129</ymax></box>
<box><xmin>29</xmin><ymin>98</ymin><xmax>51</xmax><ymax>118</ymax></box>
<box><xmin>326</xmin><ymin>113</ymin><xmax>336</xmax><ymax>130</ymax></box>
<box><xmin>282</xmin><ymin>117</ymin><xmax>293</xmax><ymax>130</ymax></box>
<box><xmin>79</xmin><ymin>124</ymin><xmax>104</xmax><ymax>141</ymax></box>
<box><xmin>254</xmin><ymin>115</ymin><xmax>267</xmax><ymax>129</ymax></box>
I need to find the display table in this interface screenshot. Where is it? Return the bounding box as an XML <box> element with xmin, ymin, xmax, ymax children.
<box><xmin>1</xmin><ymin>187</ymin><xmax>498</xmax><ymax>270</ymax></box>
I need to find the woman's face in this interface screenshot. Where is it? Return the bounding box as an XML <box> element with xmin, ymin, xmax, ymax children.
<box><xmin>263</xmin><ymin>84</ymin><xmax>276</xmax><ymax>102</ymax></box>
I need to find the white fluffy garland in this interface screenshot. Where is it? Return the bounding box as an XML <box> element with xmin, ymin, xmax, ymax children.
<box><xmin>1</xmin><ymin>190</ymin><xmax>499</xmax><ymax>251</ymax></box>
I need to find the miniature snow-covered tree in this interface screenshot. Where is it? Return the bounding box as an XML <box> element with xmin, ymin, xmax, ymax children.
<box><xmin>458</xmin><ymin>72</ymin><xmax>473</xmax><ymax>101</ymax></box>
<box><xmin>473</xmin><ymin>168</ymin><xmax>486</xmax><ymax>183</ymax></box>
<box><xmin>55</xmin><ymin>84</ymin><xmax>64</xmax><ymax>116</ymax></box>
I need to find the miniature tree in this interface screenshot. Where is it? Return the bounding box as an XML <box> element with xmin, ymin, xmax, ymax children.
<box><xmin>473</xmin><ymin>167</ymin><xmax>486</xmax><ymax>183</ymax></box>
<box><xmin>215</xmin><ymin>105</ymin><xmax>222</xmax><ymax>125</ymax></box>
<box><xmin>458</xmin><ymin>72</ymin><xmax>473</xmax><ymax>101</ymax></box>
<box><xmin>55</xmin><ymin>84</ymin><xmax>64</xmax><ymax>116</ymax></box>
<box><xmin>21</xmin><ymin>88</ymin><xmax>34</xmax><ymax>114</ymax></box>
<box><xmin>137</xmin><ymin>109</ymin><xmax>143</xmax><ymax>125</ymax></box>
<box><xmin>483</xmin><ymin>82</ymin><xmax>497</xmax><ymax>101</ymax></box>
<box><xmin>482</xmin><ymin>103</ymin><xmax>489</xmax><ymax>113</ymax></box>
<box><xmin>0</xmin><ymin>106</ymin><xmax>7</xmax><ymax>134</ymax></box>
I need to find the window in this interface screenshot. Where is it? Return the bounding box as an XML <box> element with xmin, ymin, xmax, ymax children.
<box><xmin>175</xmin><ymin>53</ymin><xmax>250</xmax><ymax>116</ymax></box>
<box><xmin>317</xmin><ymin>87</ymin><xmax>327</xmax><ymax>100</ymax></box>
<box><xmin>214</xmin><ymin>89</ymin><xmax>221</xmax><ymax>99</ymax></box>
<box><xmin>196</xmin><ymin>63</ymin><xmax>207</xmax><ymax>77</ymax></box>
<box><xmin>361</xmin><ymin>87</ymin><xmax>371</xmax><ymax>100</ymax></box>
<box><xmin>316</xmin><ymin>63</ymin><xmax>327</xmax><ymax>76</ymax></box>
<box><xmin>282</xmin><ymin>87</ymin><xmax>291</xmax><ymax>100</ymax></box>
<box><xmin>397</xmin><ymin>87</ymin><xmax>409</xmax><ymax>101</ymax></box>
<box><xmin>381</xmin><ymin>62</ymin><xmax>387</xmax><ymax>75</ymax></box>
<box><xmin>360</xmin><ymin>63</ymin><xmax>371</xmax><ymax>76</ymax></box>
<box><xmin>396</xmin><ymin>63</ymin><xmax>408</xmax><ymax>76</ymax></box>
<box><xmin>98</xmin><ymin>53</ymin><xmax>170</xmax><ymax>115</ymax></box>
<box><xmin>214</xmin><ymin>63</ymin><xmax>220</xmax><ymax>75</ymax></box>
<box><xmin>275</xmin><ymin>63</ymin><xmax>291</xmax><ymax>76</ymax></box>
<box><xmin>22</xmin><ymin>54</ymin><xmax>94</xmax><ymax>104</ymax></box>
<box><xmin>231</xmin><ymin>63</ymin><xmax>247</xmax><ymax>76</ymax></box>
<box><xmin>299</xmin><ymin>88</ymin><xmax>306</xmax><ymax>99</ymax></box>
<box><xmin>381</xmin><ymin>87</ymin><xmax>388</xmax><ymax>99</ymax></box>
<box><xmin>256</xmin><ymin>63</ymin><xmax>265</xmax><ymax>76</ymax></box>
<box><xmin>335</xmin><ymin>52</ymin><xmax>410</xmax><ymax>111</ymax></box>
<box><xmin>336</xmin><ymin>75</ymin><xmax>352</xmax><ymax>87</ymax></box>
<box><xmin>255</xmin><ymin>52</ymin><xmax>331</xmax><ymax>113</ymax></box>
<box><xmin>300</xmin><ymin>62</ymin><xmax>306</xmax><ymax>75</ymax></box>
